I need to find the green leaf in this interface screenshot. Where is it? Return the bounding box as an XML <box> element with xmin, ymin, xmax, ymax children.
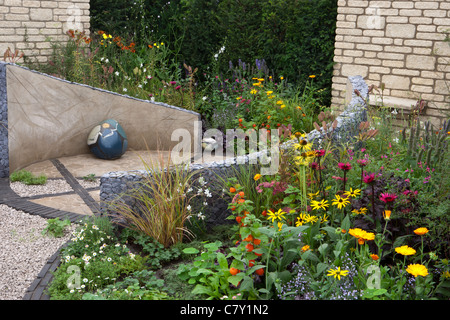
<box><xmin>302</xmin><ymin>250</ymin><xmax>320</xmax><ymax>262</ymax></box>
<box><xmin>341</xmin><ymin>214</ymin><xmax>351</xmax><ymax>231</ymax></box>
<box><xmin>318</xmin><ymin>243</ymin><xmax>328</xmax><ymax>256</ymax></box>
<box><xmin>321</xmin><ymin>226</ymin><xmax>338</xmax><ymax>241</ymax></box>
<box><xmin>315</xmin><ymin>262</ymin><xmax>329</xmax><ymax>276</ymax></box>
<box><xmin>216</xmin><ymin>252</ymin><xmax>228</xmax><ymax>270</ymax></box>
<box><xmin>196</xmin><ymin>268</ymin><xmax>214</xmax><ymax>275</ymax></box>
<box><xmin>182</xmin><ymin>247</ymin><xmax>199</xmax><ymax>254</ymax></box>
<box><xmin>228</xmin><ymin>273</ymin><xmax>244</xmax><ymax>287</ymax></box>
<box><xmin>192</xmin><ymin>284</ymin><xmax>213</xmax><ymax>296</ymax></box>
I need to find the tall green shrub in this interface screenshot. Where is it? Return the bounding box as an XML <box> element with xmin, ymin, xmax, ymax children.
<box><xmin>90</xmin><ymin>0</ymin><xmax>338</xmax><ymax>106</ymax></box>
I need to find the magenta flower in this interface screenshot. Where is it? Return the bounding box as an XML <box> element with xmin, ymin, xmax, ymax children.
<box><xmin>357</xmin><ymin>159</ymin><xmax>369</xmax><ymax>167</ymax></box>
<box><xmin>363</xmin><ymin>173</ymin><xmax>375</xmax><ymax>184</ymax></box>
<box><xmin>309</xmin><ymin>162</ymin><xmax>319</xmax><ymax>170</ymax></box>
<box><xmin>315</xmin><ymin>149</ymin><xmax>326</xmax><ymax>157</ymax></box>
<box><xmin>338</xmin><ymin>162</ymin><xmax>352</xmax><ymax>171</ymax></box>
<box><xmin>380</xmin><ymin>193</ymin><xmax>397</xmax><ymax>203</ymax></box>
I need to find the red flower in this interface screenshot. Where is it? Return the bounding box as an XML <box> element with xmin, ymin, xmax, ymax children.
<box><xmin>380</xmin><ymin>193</ymin><xmax>397</xmax><ymax>203</ymax></box>
<box><xmin>338</xmin><ymin>162</ymin><xmax>352</xmax><ymax>171</ymax></box>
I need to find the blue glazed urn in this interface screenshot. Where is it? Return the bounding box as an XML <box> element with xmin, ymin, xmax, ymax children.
<box><xmin>87</xmin><ymin>119</ymin><xmax>128</xmax><ymax>160</ymax></box>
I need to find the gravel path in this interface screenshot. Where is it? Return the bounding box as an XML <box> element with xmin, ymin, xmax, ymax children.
<box><xmin>0</xmin><ymin>204</ymin><xmax>76</xmax><ymax>300</ymax></box>
<box><xmin>10</xmin><ymin>179</ymin><xmax>73</xmax><ymax>197</ymax></box>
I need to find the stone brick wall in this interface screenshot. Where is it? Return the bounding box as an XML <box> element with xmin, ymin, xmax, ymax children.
<box><xmin>0</xmin><ymin>0</ymin><xmax>90</xmax><ymax>63</ymax></box>
<box><xmin>332</xmin><ymin>0</ymin><xmax>450</xmax><ymax>127</ymax></box>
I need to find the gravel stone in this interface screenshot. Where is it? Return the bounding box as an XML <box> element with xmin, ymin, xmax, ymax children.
<box><xmin>0</xmin><ymin>204</ymin><xmax>76</xmax><ymax>300</ymax></box>
<box><xmin>10</xmin><ymin>179</ymin><xmax>73</xmax><ymax>197</ymax></box>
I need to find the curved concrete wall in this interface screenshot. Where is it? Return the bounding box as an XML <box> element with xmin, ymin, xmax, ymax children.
<box><xmin>0</xmin><ymin>62</ymin><xmax>200</xmax><ymax>176</ymax></box>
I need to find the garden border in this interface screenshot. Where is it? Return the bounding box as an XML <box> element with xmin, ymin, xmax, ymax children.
<box><xmin>19</xmin><ymin>75</ymin><xmax>368</xmax><ymax>300</ymax></box>
<box><xmin>100</xmin><ymin>75</ymin><xmax>369</xmax><ymax>229</ymax></box>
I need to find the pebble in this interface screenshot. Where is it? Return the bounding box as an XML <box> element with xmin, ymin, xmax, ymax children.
<box><xmin>0</xmin><ymin>204</ymin><xmax>76</xmax><ymax>300</ymax></box>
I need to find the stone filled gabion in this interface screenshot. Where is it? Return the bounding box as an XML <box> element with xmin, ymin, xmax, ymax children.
<box><xmin>100</xmin><ymin>76</ymin><xmax>369</xmax><ymax>228</ymax></box>
<box><xmin>0</xmin><ymin>63</ymin><xmax>9</xmax><ymax>178</ymax></box>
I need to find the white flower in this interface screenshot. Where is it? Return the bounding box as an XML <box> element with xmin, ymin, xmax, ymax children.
<box><xmin>115</xmin><ymin>71</ymin><xmax>120</xmax><ymax>76</ymax></box>
<box><xmin>203</xmin><ymin>201</ymin><xmax>208</xmax><ymax>206</ymax></box>
<box><xmin>83</xmin><ymin>278</ymin><xmax>88</xmax><ymax>283</ymax></box>
<box><xmin>204</xmin><ymin>189</ymin><xmax>212</xmax><ymax>198</ymax></box>
<box><xmin>197</xmin><ymin>212</ymin><xmax>205</xmax><ymax>220</ymax></box>
<box><xmin>123</xmin><ymin>88</ymin><xmax>127</xmax><ymax>92</ymax></box>
<box><xmin>198</xmin><ymin>176</ymin><xmax>206</xmax><ymax>186</ymax></box>
<box><xmin>186</xmin><ymin>205</ymin><xmax>192</xmax><ymax>211</ymax></box>
<box><xmin>92</xmin><ymin>225</ymin><xmax>98</xmax><ymax>230</ymax></box>
<box><xmin>202</xmin><ymin>96</ymin><xmax>207</xmax><ymax>101</ymax></box>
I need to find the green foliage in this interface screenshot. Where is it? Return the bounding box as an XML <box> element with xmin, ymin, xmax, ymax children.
<box><xmin>83</xmin><ymin>270</ymin><xmax>170</xmax><ymax>300</ymax></box>
<box><xmin>119</xmin><ymin>228</ymin><xmax>181</xmax><ymax>269</ymax></box>
<box><xmin>89</xmin><ymin>0</ymin><xmax>338</xmax><ymax>106</ymax></box>
<box><xmin>10</xmin><ymin>169</ymin><xmax>47</xmax><ymax>185</ymax></box>
<box><xmin>41</xmin><ymin>218</ymin><xmax>71</xmax><ymax>238</ymax></box>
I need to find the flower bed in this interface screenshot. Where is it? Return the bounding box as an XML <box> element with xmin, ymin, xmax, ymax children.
<box><xmin>47</xmin><ymin>72</ymin><xmax>450</xmax><ymax>300</ymax></box>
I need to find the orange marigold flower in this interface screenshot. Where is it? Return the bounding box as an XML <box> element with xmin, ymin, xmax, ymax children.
<box><xmin>414</xmin><ymin>227</ymin><xmax>429</xmax><ymax>235</ymax></box>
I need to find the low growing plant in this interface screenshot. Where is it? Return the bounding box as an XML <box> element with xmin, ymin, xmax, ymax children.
<box><xmin>41</xmin><ymin>218</ymin><xmax>71</xmax><ymax>238</ymax></box>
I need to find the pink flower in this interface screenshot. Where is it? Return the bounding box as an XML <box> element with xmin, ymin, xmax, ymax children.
<box><xmin>332</xmin><ymin>176</ymin><xmax>347</xmax><ymax>182</ymax></box>
<box><xmin>363</xmin><ymin>173</ymin><xmax>375</xmax><ymax>184</ymax></box>
<box><xmin>380</xmin><ymin>193</ymin><xmax>397</xmax><ymax>203</ymax></box>
<box><xmin>315</xmin><ymin>149</ymin><xmax>326</xmax><ymax>157</ymax></box>
<box><xmin>357</xmin><ymin>159</ymin><xmax>369</xmax><ymax>167</ymax></box>
<box><xmin>338</xmin><ymin>162</ymin><xmax>352</xmax><ymax>171</ymax></box>
<box><xmin>361</xmin><ymin>148</ymin><xmax>366</xmax><ymax>153</ymax></box>
<box><xmin>309</xmin><ymin>162</ymin><xmax>319</xmax><ymax>170</ymax></box>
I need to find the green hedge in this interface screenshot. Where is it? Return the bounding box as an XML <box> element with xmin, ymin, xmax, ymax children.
<box><xmin>90</xmin><ymin>0</ymin><xmax>337</xmax><ymax>105</ymax></box>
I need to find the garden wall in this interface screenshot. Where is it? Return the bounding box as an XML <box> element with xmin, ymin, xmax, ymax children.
<box><xmin>100</xmin><ymin>75</ymin><xmax>369</xmax><ymax>229</ymax></box>
<box><xmin>0</xmin><ymin>62</ymin><xmax>200</xmax><ymax>178</ymax></box>
<box><xmin>332</xmin><ymin>0</ymin><xmax>450</xmax><ymax>127</ymax></box>
<box><xmin>0</xmin><ymin>0</ymin><xmax>90</xmax><ymax>63</ymax></box>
